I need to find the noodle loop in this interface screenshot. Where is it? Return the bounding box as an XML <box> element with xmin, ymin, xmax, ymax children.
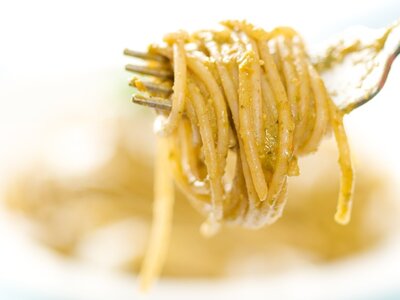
<box><xmin>146</xmin><ymin>20</ymin><xmax>354</xmax><ymax>231</ymax></box>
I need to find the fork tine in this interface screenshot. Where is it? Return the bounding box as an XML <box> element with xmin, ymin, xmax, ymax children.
<box><xmin>123</xmin><ymin>49</ymin><xmax>168</xmax><ymax>62</ymax></box>
<box><xmin>132</xmin><ymin>94</ymin><xmax>172</xmax><ymax>110</ymax></box>
<box><xmin>125</xmin><ymin>64</ymin><xmax>173</xmax><ymax>79</ymax></box>
<box><xmin>129</xmin><ymin>79</ymin><xmax>173</xmax><ymax>95</ymax></box>
<box><xmin>125</xmin><ymin>48</ymin><xmax>173</xmax><ymax>109</ymax></box>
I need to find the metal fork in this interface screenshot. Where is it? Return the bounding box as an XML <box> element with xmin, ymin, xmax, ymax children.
<box><xmin>124</xmin><ymin>20</ymin><xmax>400</xmax><ymax>114</ymax></box>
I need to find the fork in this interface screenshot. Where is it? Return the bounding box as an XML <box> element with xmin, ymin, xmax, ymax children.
<box><xmin>124</xmin><ymin>20</ymin><xmax>400</xmax><ymax>114</ymax></box>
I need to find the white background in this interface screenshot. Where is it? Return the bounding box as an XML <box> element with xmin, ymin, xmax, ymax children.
<box><xmin>0</xmin><ymin>0</ymin><xmax>400</xmax><ymax>299</ymax></box>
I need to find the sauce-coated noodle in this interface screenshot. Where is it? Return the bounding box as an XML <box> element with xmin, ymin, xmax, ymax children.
<box><xmin>136</xmin><ymin>21</ymin><xmax>354</xmax><ymax>289</ymax></box>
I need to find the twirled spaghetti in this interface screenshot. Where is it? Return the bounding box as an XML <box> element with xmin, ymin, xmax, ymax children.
<box><xmin>136</xmin><ymin>20</ymin><xmax>354</xmax><ymax>289</ymax></box>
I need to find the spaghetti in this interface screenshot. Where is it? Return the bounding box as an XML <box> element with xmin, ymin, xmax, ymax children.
<box><xmin>136</xmin><ymin>20</ymin><xmax>354</xmax><ymax>289</ymax></box>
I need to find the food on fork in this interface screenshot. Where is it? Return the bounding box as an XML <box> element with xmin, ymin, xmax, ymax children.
<box><xmin>126</xmin><ymin>20</ymin><xmax>355</xmax><ymax>289</ymax></box>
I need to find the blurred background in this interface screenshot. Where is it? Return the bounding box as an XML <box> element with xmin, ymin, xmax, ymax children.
<box><xmin>0</xmin><ymin>0</ymin><xmax>400</xmax><ymax>299</ymax></box>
